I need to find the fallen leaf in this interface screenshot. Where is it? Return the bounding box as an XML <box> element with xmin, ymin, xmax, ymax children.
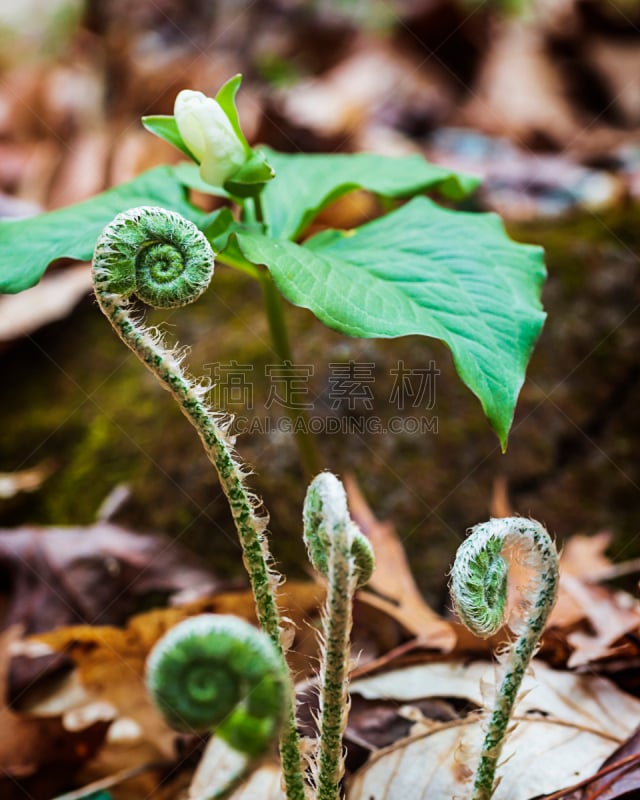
<box><xmin>18</xmin><ymin>582</ymin><xmax>325</xmax><ymax>758</ymax></box>
<box><xmin>280</xmin><ymin>36</ymin><xmax>451</xmax><ymax>145</ymax></box>
<box><xmin>349</xmin><ymin>661</ymin><xmax>640</xmax><ymax>799</ymax></box>
<box><xmin>0</xmin><ymin>627</ymin><xmax>109</xmax><ymax>797</ymax></box>
<box><xmin>0</xmin><ymin>523</ymin><xmax>220</xmax><ymax>638</ymax></box>
<box><xmin>224</xmin><ymin>763</ymin><xmax>284</xmax><ymax>800</ymax></box>
<box><xmin>344</xmin><ymin>475</ymin><xmax>456</xmax><ymax>651</ymax></box>
<box><xmin>0</xmin><ymin>265</ymin><xmax>91</xmax><ymax>342</ymax></box>
<box><xmin>575</xmin><ymin>726</ymin><xmax>640</xmax><ymax>799</ymax></box>
<box><xmin>349</xmin><ymin>718</ymin><xmax>623</xmax><ymax>800</ymax></box>
<box><xmin>351</xmin><ymin>660</ymin><xmax>640</xmax><ymax>737</ymax></box>
<box><xmin>562</xmin><ymin>576</ymin><xmax>640</xmax><ymax>668</ymax></box>
<box><xmin>0</xmin><ymin>461</ymin><xmax>54</xmax><ymax>499</ymax></box>
<box><xmin>560</xmin><ymin>532</ymin><xmax>614</xmax><ymax>580</ymax></box>
<box><xmin>188</xmin><ymin>737</ymin><xmax>285</xmax><ymax>800</ymax></box>
<box><xmin>461</xmin><ymin>21</ymin><xmax>582</xmax><ymax>147</ymax></box>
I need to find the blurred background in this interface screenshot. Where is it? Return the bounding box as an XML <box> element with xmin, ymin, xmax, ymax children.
<box><xmin>1</xmin><ymin>0</ymin><xmax>640</xmax><ymax>608</ymax></box>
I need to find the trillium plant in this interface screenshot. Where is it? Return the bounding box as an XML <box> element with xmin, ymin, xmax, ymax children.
<box><xmin>1</xmin><ymin>74</ymin><xmax>551</xmax><ymax>799</ymax></box>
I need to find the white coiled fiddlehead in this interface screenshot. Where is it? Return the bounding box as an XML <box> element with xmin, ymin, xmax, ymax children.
<box><xmin>450</xmin><ymin>517</ymin><xmax>559</xmax><ymax>800</ymax></box>
<box><xmin>92</xmin><ymin>207</ymin><xmax>306</xmax><ymax>800</ymax></box>
<box><xmin>303</xmin><ymin>472</ymin><xmax>375</xmax><ymax>800</ymax></box>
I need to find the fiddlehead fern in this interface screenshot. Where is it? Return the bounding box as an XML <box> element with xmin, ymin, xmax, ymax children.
<box><xmin>303</xmin><ymin>472</ymin><xmax>375</xmax><ymax>800</ymax></box>
<box><xmin>450</xmin><ymin>517</ymin><xmax>559</xmax><ymax>800</ymax></box>
<box><xmin>93</xmin><ymin>206</ymin><xmax>214</xmax><ymax>307</ymax></box>
<box><xmin>146</xmin><ymin>614</ymin><xmax>286</xmax><ymax>798</ymax></box>
<box><xmin>92</xmin><ymin>207</ymin><xmax>306</xmax><ymax>800</ymax></box>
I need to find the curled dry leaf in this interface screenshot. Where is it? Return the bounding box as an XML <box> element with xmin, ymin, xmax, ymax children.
<box><xmin>540</xmin><ymin>534</ymin><xmax>640</xmax><ymax>666</ymax></box>
<box><xmin>344</xmin><ymin>475</ymin><xmax>456</xmax><ymax>651</ymax></box>
<box><xmin>348</xmin><ymin>661</ymin><xmax>640</xmax><ymax>800</ymax></box>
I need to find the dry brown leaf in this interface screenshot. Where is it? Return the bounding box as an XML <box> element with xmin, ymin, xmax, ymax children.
<box><xmin>0</xmin><ymin>264</ymin><xmax>91</xmax><ymax>342</ymax></box>
<box><xmin>351</xmin><ymin>660</ymin><xmax>640</xmax><ymax>736</ymax></box>
<box><xmin>0</xmin><ymin>523</ymin><xmax>222</xmax><ymax>672</ymax></box>
<box><xmin>344</xmin><ymin>475</ymin><xmax>456</xmax><ymax>651</ymax></box>
<box><xmin>560</xmin><ymin>532</ymin><xmax>614</xmax><ymax>579</ymax></box>
<box><xmin>562</xmin><ymin>576</ymin><xmax>640</xmax><ymax>668</ymax></box>
<box><xmin>188</xmin><ymin>737</ymin><xmax>284</xmax><ymax>800</ymax></box>
<box><xmin>588</xmin><ymin>36</ymin><xmax>640</xmax><ymax>126</ymax></box>
<box><xmin>280</xmin><ymin>36</ymin><xmax>451</xmax><ymax>143</ymax></box>
<box><xmin>573</xmin><ymin>727</ymin><xmax>640</xmax><ymax>800</ymax></box>
<box><xmin>530</xmin><ymin>534</ymin><xmax>640</xmax><ymax>666</ymax></box>
<box><xmin>0</xmin><ymin>461</ymin><xmax>54</xmax><ymax>499</ymax></box>
<box><xmin>349</xmin><ymin>660</ymin><xmax>640</xmax><ymax>799</ymax></box>
<box><xmin>0</xmin><ymin>627</ymin><xmax>108</xmax><ymax>796</ymax></box>
<box><xmin>47</xmin><ymin>132</ymin><xmax>109</xmax><ymax>209</ymax></box>
<box><xmin>20</xmin><ymin>583</ymin><xmax>324</xmax><ymax>756</ymax></box>
<box><xmin>461</xmin><ymin>21</ymin><xmax>582</xmax><ymax>147</ymax></box>
<box><xmin>349</xmin><ymin>718</ymin><xmax>623</xmax><ymax>800</ymax></box>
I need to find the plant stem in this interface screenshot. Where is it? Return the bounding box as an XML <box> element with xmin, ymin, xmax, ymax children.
<box><xmin>216</xmin><ymin>241</ymin><xmax>322</xmax><ymax>477</ymax></box>
<box><xmin>259</xmin><ymin>270</ymin><xmax>322</xmax><ymax>477</ymax></box>
<box><xmin>316</xmin><ymin>512</ymin><xmax>354</xmax><ymax>800</ymax></box>
<box><xmin>303</xmin><ymin>474</ymin><xmax>373</xmax><ymax>800</ymax></box>
<box><xmin>253</xmin><ymin>192</ymin><xmax>265</xmax><ymax>226</ymax></box>
<box><xmin>95</xmin><ymin>294</ymin><xmax>308</xmax><ymax>800</ymax></box>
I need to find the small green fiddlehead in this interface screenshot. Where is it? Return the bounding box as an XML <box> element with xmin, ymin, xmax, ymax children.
<box><xmin>93</xmin><ymin>206</ymin><xmax>214</xmax><ymax>307</ymax></box>
<box><xmin>450</xmin><ymin>517</ymin><xmax>559</xmax><ymax>800</ymax></box>
<box><xmin>146</xmin><ymin>614</ymin><xmax>286</xmax><ymax>798</ymax></box>
<box><xmin>303</xmin><ymin>472</ymin><xmax>375</xmax><ymax>800</ymax></box>
<box><xmin>92</xmin><ymin>207</ymin><xmax>306</xmax><ymax>800</ymax></box>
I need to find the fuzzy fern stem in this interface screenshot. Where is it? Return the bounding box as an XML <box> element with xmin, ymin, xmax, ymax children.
<box><xmin>450</xmin><ymin>517</ymin><xmax>559</xmax><ymax>800</ymax></box>
<box><xmin>303</xmin><ymin>473</ymin><xmax>375</xmax><ymax>800</ymax></box>
<box><xmin>92</xmin><ymin>207</ymin><xmax>306</xmax><ymax>800</ymax></box>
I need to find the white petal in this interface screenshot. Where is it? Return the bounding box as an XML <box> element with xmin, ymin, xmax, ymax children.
<box><xmin>174</xmin><ymin>89</ymin><xmax>246</xmax><ymax>185</ymax></box>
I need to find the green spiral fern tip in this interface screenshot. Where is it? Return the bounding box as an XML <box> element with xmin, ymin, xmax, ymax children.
<box><xmin>450</xmin><ymin>517</ymin><xmax>559</xmax><ymax>800</ymax></box>
<box><xmin>146</xmin><ymin>614</ymin><xmax>285</xmax><ymax>757</ymax></box>
<box><xmin>93</xmin><ymin>205</ymin><xmax>214</xmax><ymax>306</ymax></box>
<box><xmin>303</xmin><ymin>472</ymin><xmax>376</xmax><ymax>800</ymax></box>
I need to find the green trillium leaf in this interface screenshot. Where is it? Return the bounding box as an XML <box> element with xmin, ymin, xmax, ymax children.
<box><xmin>0</xmin><ymin>167</ymin><xmax>209</xmax><ymax>294</ymax></box>
<box><xmin>258</xmin><ymin>147</ymin><xmax>480</xmax><ymax>240</ymax></box>
<box><xmin>232</xmin><ymin>196</ymin><xmax>546</xmax><ymax>446</ymax></box>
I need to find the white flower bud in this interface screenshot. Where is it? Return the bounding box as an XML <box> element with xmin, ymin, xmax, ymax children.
<box><xmin>174</xmin><ymin>89</ymin><xmax>246</xmax><ymax>186</ymax></box>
